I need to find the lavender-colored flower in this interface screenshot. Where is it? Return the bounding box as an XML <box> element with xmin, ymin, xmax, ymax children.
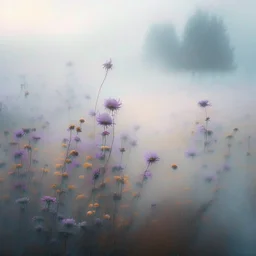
<box><xmin>103</xmin><ymin>59</ymin><xmax>113</xmax><ymax>70</ymax></box>
<box><xmin>16</xmin><ymin>197</ymin><xmax>29</xmax><ymax>205</ymax></box>
<box><xmin>62</xmin><ymin>218</ymin><xmax>76</xmax><ymax>228</ymax></box>
<box><xmin>198</xmin><ymin>100</ymin><xmax>211</xmax><ymax>108</ymax></box>
<box><xmin>74</xmin><ymin>136</ymin><xmax>81</xmax><ymax>143</ymax></box>
<box><xmin>223</xmin><ymin>163</ymin><xmax>231</xmax><ymax>172</ymax></box>
<box><xmin>145</xmin><ymin>152</ymin><xmax>160</xmax><ymax>165</ymax></box>
<box><xmin>96</xmin><ymin>113</ymin><xmax>113</xmax><ymax>128</ymax></box>
<box><xmin>89</xmin><ymin>110</ymin><xmax>96</xmax><ymax>117</ymax></box>
<box><xmin>204</xmin><ymin>173</ymin><xmax>216</xmax><ymax>183</ymax></box>
<box><xmin>94</xmin><ymin>218</ymin><xmax>102</xmax><ymax>227</ymax></box>
<box><xmin>22</xmin><ymin>128</ymin><xmax>31</xmax><ymax>134</ymax></box>
<box><xmin>41</xmin><ymin>196</ymin><xmax>56</xmax><ymax>204</ymax></box>
<box><xmin>96</xmin><ymin>152</ymin><xmax>105</xmax><ymax>161</ymax></box>
<box><xmin>130</xmin><ymin>140</ymin><xmax>138</xmax><ymax>147</ymax></box>
<box><xmin>15</xmin><ymin>130</ymin><xmax>24</xmax><ymax>139</ymax></box>
<box><xmin>104</xmin><ymin>98</ymin><xmax>122</xmax><ymax>112</ymax></box>
<box><xmin>14</xmin><ymin>150</ymin><xmax>24</xmax><ymax>159</ymax></box>
<box><xmin>62</xmin><ymin>138</ymin><xmax>69</xmax><ymax>143</ymax></box>
<box><xmin>112</xmin><ymin>165</ymin><xmax>124</xmax><ymax>172</ymax></box>
<box><xmin>101</xmin><ymin>130</ymin><xmax>110</xmax><ymax>137</ymax></box>
<box><xmin>185</xmin><ymin>149</ymin><xmax>197</xmax><ymax>158</ymax></box>
<box><xmin>32</xmin><ymin>135</ymin><xmax>41</xmax><ymax>142</ymax></box>
<box><xmin>143</xmin><ymin>170</ymin><xmax>153</xmax><ymax>180</ymax></box>
<box><xmin>92</xmin><ymin>169</ymin><xmax>100</xmax><ymax>181</ymax></box>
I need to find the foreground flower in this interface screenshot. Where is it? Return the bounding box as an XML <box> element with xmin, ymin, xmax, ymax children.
<box><xmin>41</xmin><ymin>196</ymin><xmax>56</xmax><ymax>205</ymax></box>
<box><xmin>96</xmin><ymin>113</ymin><xmax>113</xmax><ymax>128</ymax></box>
<box><xmin>62</xmin><ymin>218</ymin><xmax>76</xmax><ymax>228</ymax></box>
<box><xmin>104</xmin><ymin>98</ymin><xmax>122</xmax><ymax>113</ymax></box>
<box><xmin>198</xmin><ymin>100</ymin><xmax>211</xmax><ymax>108</ymax></box>
<box><xmin>145</xmin><ymin>152</ymin><xmax>160</xmax><ymax>165</ymax></box>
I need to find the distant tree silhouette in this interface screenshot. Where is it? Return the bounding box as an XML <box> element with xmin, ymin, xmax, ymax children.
<box><xmin>181</xmin><ymin>10</ymin><xmax>235</xmax><ymax>73</ymax></box>
<box><xmin>143</xmin><ymin>9</ymin><xmax>236</xmax><ymax>74</ymax></box>
<box><xmin>143</xmin><ymin>23</ymin><xmax>181</xmax><ymax>70</ymax></box>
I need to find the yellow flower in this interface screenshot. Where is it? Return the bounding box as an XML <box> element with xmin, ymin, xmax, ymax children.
<box><xmin>87</xmin><ymin>211</ymin><xmax>94</xmax><ymax>216</ymax></box>
<box><xmin>41</xmin><ymin>168</ymin><xmax>49</xmax><ymax>173</ymax></box>
<box><xmin>55</xmin><ymin>164</ymin><xmax>63</xmax><ymax>170</ymax></box>
<box><xmin>68</xmin><ymin>124</ymin><xmax>75</xmax><ymax>130</ymax></box>
<box><xmin>93</xmin><ymin>203</ymin><xmax>100</xmax><ymax>208</ymax></box>
<box><xmin>86</xmin><ymin>155</ymin><xmax>93</xmax><ymax>161</ymax></box>
<box><xmin>76</xmin><ymin>127</ymin><xmax>82</xmax><ymax>133</ymax></box>
<box><xmin>62</xmin><ymin>172</ymin><xmax>69</xmax><ymax>178</ymax></box>
<box><xmin>88</xmin><ymin>203</ymin><xmax>94</xmax><ymax>208</ymax></box>
<box><xmin>76</xmin><ymin>194</ymin><xmax>86</xmax><ymax>200</ymax></box>
<box><xmin>79</xmin><ymin>175</ymin><xmax>85</xmax><ymax>179</ymax></box>
<box><xmin>65</xmin><ymin>158</ymin><xmax>72</xmax><ymax>164</ymax></box>
<box><xmin>69</xmin><ymin>150</ymin><xmax>78</xmax><ymax>157</ymax></box>
<box><xmin>83</xmin><ymin>162</ymin><xmax>92</xmax><ymax>169</ymax></box>
<box><xmin>54</xmin><ymin>171</ymin><xmax>62</xmax><ymax>176</ymax></box>
<box><xmin>79</xmin><ymin>118</ymin><xmax>85</xmax><ymax>124</ymax></box>
<box><xmin>62</xmin><ymin>143</ymin><xmax>67</xmax><ymax>148</ymax></box>
<box><xmin>24</xmin><ymin>144</ymin><xmax>32</xmax><ymax>151</ymax></box>
<box><xmin>15</xmin><ymin>164</ymin><xmax>23</xmax><ymax>169</ymax></box>
<box><xmin>103</xmin><ymin>214</ymin><xmax>111</xmax><ymax>220</ymax></box>
<box><xmin>68</xmin><ymin>185</ymin><xmax>76</xmax><ymax>191</ymax></box>
<box><xmin>100</xmin><ymin>146</ymin><xmax>110</xmax><ymax>151</ymax></box>
<box><xmin>51</xmin><ymin>184</ymin><xmax>58</xmax><ymax>189</ymax></box>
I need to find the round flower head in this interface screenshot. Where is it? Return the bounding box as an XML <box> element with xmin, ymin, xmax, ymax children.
<box><xmin>41</xmin><ymin>196</ymin><xmax>56</xmax><ymax>204</ymax></box>
<box><xmin>103</xmin><ymin>59</ymin><xmax>113</xmax><ymax>70</ymax></box>
<box><xmin>104</xmin><ymin>98</ymin><xmax>122</xmax><ymax>113</ymax></box>
<box><xmin>198</xmin><ymin>100</ymin><xmax>211</xmax><ymax>108</ymax></box>
<box><xmin>15</xmin><ymin>130</ymin><xmax>24</xmax><ymax>139</ymax></box>
<box><xmin>185</xmin><ymin>149</ymin><xmax>197</xmax><ymax>158</ymax></box>
<box><xmin>143</xmin><ymin>170</ymin><xmax>153</xmax><ymax>180</ymax></box>
<box><xmin>96</xmin><ymin>113</ymin><xmax>113</xmax><ymax>128</ymax></box>
<box><xmin>89</xmin><ymin>110</ymin><xmax>96</xmax><ymax>117</ymax></box>
<box><xmin>62</xmin><ymin>218</ymin><xmax>76</xmax><ymax>228</ymax></box>
<box><xmin>101</xmin><ymin>130</ymin><xmax>110</xmax><ymax>137</ymax></box>
<box><xmin>145</xmin><ymin>152</ymin><xmax>160</xmax><ymax>165</ymax></box>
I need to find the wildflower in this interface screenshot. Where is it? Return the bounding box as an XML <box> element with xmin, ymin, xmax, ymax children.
<box><xmin>15</xmin><ymin>163</ymin><xmax>23</xmax><ymax>169</ymax></box>
<box><xmin>88</xmin><ymin>203</ymin><xmax>94</xmax><ymax>208</ymax></box>
<box><xmin>62</xmin><ymin>172</ymin><xmax>69</xmax><ymax>178</ymax></box>
<box><xmin>32</xmin><ymin>136</ymin><xmax>41</xmax><ymax>143</ymax></box>
<box><xmin>79</xmin><ymin>118</ymin><xmax>85</xmax><ymax>124</ymax></box>
<box><xmin>96</xmin><ymin>152</ymin><xmax>105</xmax><ymax>161</ymax></box>
<box><xmin>198</xmin><ymin>100</ymin><xmax>211</xmax><ymax>108</ymax></box>
<box><xmin>54</xmin><ymin>171</ymin><xmax>62</xmax><ymax>176</ymax></box>
<box><xmin>104</xmin><ymin>98</ymin><xmax>122</xmax><ymax>112</ymax></box>
<box><xmin>145</xmin><ymin>152</ymin><xmax>160</xmax><ymax>165</ymax></box>
<box><xmin>87</xmin><ymin>211</ymin><xmax>94</xmax><ymax>216</ymax></box>
<box><xmin>101</xmin><ymin>131</ymin><xmax>110</xmax><ymax>137</ymax></box>
<box><xmin>68</xmin><ymin>185</ymin><xmax>76</xmax><ymax>191</ymax></box>
<box><xmin>41</xmin><ymin>196</ymin><xmax>56</xmax><ymax>204</ymax></box>
<box><xmin>133</xmin><ymin>192</ymin><xmax>140</xmax><ymax>199</ymax></box>
<box><xmin>96</xmin><ymin>113</ymin><xmax>113</xmax><ymax>128</ymax></box>
<box><xmin>94</xmin><ymin>203</ymin><xmax>100</xmax><ymax>208</ymax></box>
<box><xmin>143</xmin><ymin>170</ymin><xmax>152</xmax><ymax>180</ymax></box>
<box><xmin>41</xmin><ymin>167</ymin><xmax>49</xmax><ymax>174</ymax></box>
<box><xmin>112</xmin><ymin>165</ymin><xmax>124</xmax><ymax>172</ymax></box>
<box><xmin>103</xmin><ymin>59</ymin><xmax>113</xmax><ymax>70</ymax></box>
<box><xmin>83</xmin><ymin>162</ymin><xmax>92</xmax><ymax>169</ymax></box>
<box><xmin>15</xmin><ymin>130</ymin><xmax>24</xmax><ymax>139</ymax></box>
<box><xmin>62</xmin><ymin>138</ymin><xmax>69</xmax><ymax>143</ymax></box>
<box><xmin>69</xmin><ymin>150</ymin><xmax>79</xmax><ymax>157</ymax></box>
<box><xmin>74</xmin><ymin>136</ymin><xmax>81</xmax><ymax>144</ymax></box>
<box><xmin>24</xmin><ymin>144</ymin><xmax>32</xmax><ymax>151</ymax></box>
<box><xmin>185</xmin><ymin>149</ymin><xmax>197</xmax><ymax>158</ymax></box>
<box><xmin>62</xmin><ymin>218</ymin><xmax>76</xmax><ymax>228</ymax></box>
<box><xmin>171</xmin><ymin>164</ymin><xmax>178</xmax><ymax>170</ymax></box>
<box><xmin>79</xmin><ymin>175</ymin><xmax>84</xmax><ymax>179</ymax></box>
<box><xmin>14</xmin><ymin>150</ymin><xmax>24</xmax><ymax>159</ymax></box>
<box><xmin>92</xmin><ymin>169</ymin><xmax>100</xmax><ymax>181</ymax></box>
<box><xmin>86</xmin><ymin>155</ymin><xmax>93</xmax><ymax>161</ymax></box>
<box><xmin>76</xmin><ymin>127</ymin><xmax>82</xmax><ymax>133</ymax></box>
<box><xmin>103</xmin><ymin>214</ymin><xmax>111</xmax><ymax>220</ymax></box>
<box><xmin>68</xmin><ymin>125</ymin><xmax>75</xmax><ymax>131</ymax></box>
<box><xmin>100</xmin><ymin>145</ymin><xmax>111</xmax><ymax>151</ymax></box>
<box><xmin>51</xmin><ymin>184</ymin><xmax>58</xmax><ymax>189</ymax></box>
<box><xmin>94</xmin><ymin>218</ymin><xmax>102</xmax><ymax>227</ymax></box>
<box><xmin>89</xmin><ymin>110</ymin><xmax>96</xmax><ymax>117</ymax></box>
<box><xmin>56</xmin><ymin>164</ymin><xmax>63</xmax><ymax>169</ymax></box>
<box><xmin>65</xmin><ymin>158</ymin><xmax>72</xmax><ymax>164</ymax></box>
<box><xmin>16</xmin><ymin>197</ymin><xmax>30</xmax><ymax>205</ymax></box>
<box><xmin>233</xmin><ymin>128</ymin><xmax>239</xmax><ymax>132</ymax></box>
<box><xmin>76</xmin><ymin>194</ymin><xmax>86</xmax><ymax>200</ymax></box>
<box><xmin>78</xmin><ymin>221</ymin><xmax>88</xmax><ymax>230</ymax></box>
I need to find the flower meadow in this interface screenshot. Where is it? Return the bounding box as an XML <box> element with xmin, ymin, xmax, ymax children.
<box><xmin>0</xmin><ymin>60</ymin><xmax>255</xmax><ymax>256</ymax></box>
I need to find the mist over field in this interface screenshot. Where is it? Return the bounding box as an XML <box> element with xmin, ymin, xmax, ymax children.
<box><xmin>1</xmin><ymin>0</ymin><xmax>256</xmax><ymax>255</ymax></box>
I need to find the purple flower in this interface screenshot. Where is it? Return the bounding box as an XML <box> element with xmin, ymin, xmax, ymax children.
<box><xmin>112</xmin><ymin>165</ymin><xmax>124</xmax><ymax>172</ymax></box>
<box><xmin>104</xmin><ymin>98</ymin><xmax>122</xmax><ymax>112</ymax></box>
<box><xmin>204</xmin><ymin>173</ymin><xmax>216</xmax><ymax>183</ymax></box>
<box><xmin>185</xmin><ymin>149</ymin><xmax>197</xmax><ymax>158</ymax></box>
<box><xmin>92</xmin><ymin>169</ymin><xmax>100</xmax><ymax>181</ymax></box>
<box><xmin>89</xmin><ymin>110</ymin><xmax>96</xmax><ymax>117</ymax></box>
<box><xmin>94</xmin><ymin>218</ymin><xmax>103</xmax><ymax>227</ymax></box>
<box><xmin>145</xmin><ymin>152</ymin><xmax>160</xmax><ymax>165</ymax></box>
<box><xmin>41</xmin><ymin>196</ymin><xmax>56</xmax><ymax>204</ymax></box>
<box><xmin>15</xmin><ymin>130</ymin><xmax>24</xmax><ymax>139</ymax></box>
<box><xmin>96</xmin><ymin>113</ymin><xmax>113</xmax><ymax>128</ymax></box>
<box><xmin>101</xmin><ymin>131</ymin><xmax>110</xmax><ymax>137</ymax></box>
<box><xmin>32</xmin><ymin>136</ymin><xmax>41</xmax><ymax>143</ymax></box>
<box><xmin>143</xmin><ymin>170</ymin><xmax>152</xmax><ymax>180</ymax></box>
<box><xmin>14</xmin><ymin>150</ymin><xmax>24</xmax><ymax>159</ymax></box>
<box><xmin>74</xmin><ymin>136</ymin><xmax>81</xmax><ymax>143</ymax></box>
<box><xmin>223</xmin><ymin>163</ymin><xmax>231</xmax><ymax>172</ymax></box>
<box><xmin>96</xmin><ymin>152</ymin><xmax>105</xmax><ymax>161</ymax></box>
<box><xmin>62</xmin><ymin>218</ymin><xmax>76</xmax><ymax>228</ymax></box>
<box><xmin>103</xmin><ymin>59</ymin><xmax>113</xmax><ymax>70</ymax></box>
<box><xmin>198</xmin><ymin>100</ymin><xmax>211</xmax><ymax>108</ymax></box>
